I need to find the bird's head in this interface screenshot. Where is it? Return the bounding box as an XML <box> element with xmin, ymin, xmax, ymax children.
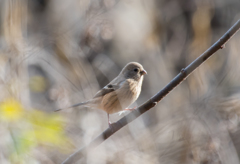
<box><xmin>120</xmin><ymin>62</ymin><xmax>147</xmax><ymax>81</ymax></box>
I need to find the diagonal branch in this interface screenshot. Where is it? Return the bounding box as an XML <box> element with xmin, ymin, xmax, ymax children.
<box><xmin>61</xmin><ymin>19</ymin><xmax>240</xmax><ymax>164</ymax></box>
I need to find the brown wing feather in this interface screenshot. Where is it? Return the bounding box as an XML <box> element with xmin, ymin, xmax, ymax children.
<box><xmin>93</xmin><ymin>87</ymin><xmax>115</xmax><ymax>98</ymax></box>
<box><xmin>93</xmin><ymin>79</ymin><xmax>125</xmax><ymax>98</ymax></box>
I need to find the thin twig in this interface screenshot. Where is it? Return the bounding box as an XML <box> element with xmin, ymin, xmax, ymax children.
<box><xmin>61</xmin><ymin>19</ymin><xmax>240</xmax><ymax>164</ymax></box>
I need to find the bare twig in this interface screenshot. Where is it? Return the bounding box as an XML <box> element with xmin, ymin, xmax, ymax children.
<box><xmin>61</xmin><ymin>19</ymin><xmax>240</xmax><ymax>164</ymax></box>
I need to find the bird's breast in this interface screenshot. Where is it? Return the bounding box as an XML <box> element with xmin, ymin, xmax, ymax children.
<box><xmin>101</xmin><ymin>79</ymin><xmax>142</xmax><ymax>114</ymax></box>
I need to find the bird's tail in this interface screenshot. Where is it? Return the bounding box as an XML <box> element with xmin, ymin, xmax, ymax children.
<box><xmin>55</xmin><ymin>101</ymin><xmax>89</xmax><ymax>112</ymax></box>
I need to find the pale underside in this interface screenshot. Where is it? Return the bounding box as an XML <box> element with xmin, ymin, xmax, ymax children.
<box><xmin>86</xmin><ymin>77</ymin><xmax>143</xmax><ymax>114</ymax></box>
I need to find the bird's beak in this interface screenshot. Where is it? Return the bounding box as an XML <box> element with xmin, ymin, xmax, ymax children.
<box><xmin>140</xmin><ymin>69</ymin><xmax>147</xmax><ymax>75</ymax></box>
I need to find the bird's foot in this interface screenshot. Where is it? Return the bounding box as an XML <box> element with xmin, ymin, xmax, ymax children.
<box><xmin>118</xmin><ymin>107</ymin><xmax>137</xmax><ymax>116</ymax></box>
<box><xmin>108</xmin><ymin>121</ymin><xmax>118</xmax><ymax>131</ymax></box>
<box><xmin>124</xmin><ymin>106</ymin><xmax>136</xmax><ymax>111</ymax></box>
<box><xmin>118</xmin><ymin>110</ymin><xmax>126</xmax><ymax>116</ymax></box>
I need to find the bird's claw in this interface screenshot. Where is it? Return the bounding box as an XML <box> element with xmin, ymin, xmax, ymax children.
<box><xmin>118</xmin><ymin>110</ymin><xmax>127</xmax><ymax>116</ymax></box>
<box><xmin>125</xmin><ymin>106</ymin><xmax>136</xmax><ymax>111</ymax></box>
<box><xmin>118</xmin><ymin>107</ymin><xmax>137</xmax><ymax>116</ymax></box>
<box><xmin>108</xmin><ymin>122</ymin><xmax>118</xmax><ymax>131</ymax></box>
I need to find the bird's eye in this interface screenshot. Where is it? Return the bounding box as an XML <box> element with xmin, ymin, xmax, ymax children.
<box><xmin>134</xmin><ymin>68</ymin><xmax>139</xmax><ymax>72</ymax></box>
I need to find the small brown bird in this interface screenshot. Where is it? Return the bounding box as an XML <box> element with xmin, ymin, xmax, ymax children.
<box><xmin>56</xmin><ymin>62</ymin><xmax>147</xmax><ymax>127</ymax></box>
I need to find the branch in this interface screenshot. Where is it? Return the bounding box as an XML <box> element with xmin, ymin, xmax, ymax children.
<box><xmin>61</xmin><ymin>19</ymin><xmax>240</xmax><ymax>164</ymax></box>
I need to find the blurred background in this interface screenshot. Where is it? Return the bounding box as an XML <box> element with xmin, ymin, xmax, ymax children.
<box><xmin>0</xmin><ymin>0</ymin><xmax>240</xmax><ymax>163</ymax></box>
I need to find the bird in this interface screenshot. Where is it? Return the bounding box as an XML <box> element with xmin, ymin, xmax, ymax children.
<box><xmin>56</xmin><ymin>62</ymin><xmax>147</xmax><ymax>127</ymax></box>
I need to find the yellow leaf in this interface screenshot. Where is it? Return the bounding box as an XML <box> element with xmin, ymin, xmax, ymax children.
<box><xmin>0</xmin><ymin>99</ymin><xmax>24</xmax><ymax>121</ymax></box>
<box><xmin>26</xmin><ymin>110</ymin><xmax>68</xmax><ymax>147</ymax></box>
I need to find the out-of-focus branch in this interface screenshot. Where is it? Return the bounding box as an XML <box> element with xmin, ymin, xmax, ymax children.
<box><xmin>61</xmin><ymin>19</ymin><xmax>240</xmax><ymax>164</ymax></box>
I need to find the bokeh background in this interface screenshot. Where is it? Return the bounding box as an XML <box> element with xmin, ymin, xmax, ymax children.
<box><xmin>0</xmin><ymin>0</ymin><xmax>240</xmax><ymax>163</ymax></box>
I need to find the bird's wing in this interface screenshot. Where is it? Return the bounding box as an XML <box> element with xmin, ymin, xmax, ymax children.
<box><xmin>93</xmin><ymin>77</ymin><xmax>125</xmax><ymax>98</ymax></box>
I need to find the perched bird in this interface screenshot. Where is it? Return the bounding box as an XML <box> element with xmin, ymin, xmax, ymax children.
<box><xmin>56</xmin><ymin>62</ymin><xmax>147</xmax><ymax>127</ymax></box>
